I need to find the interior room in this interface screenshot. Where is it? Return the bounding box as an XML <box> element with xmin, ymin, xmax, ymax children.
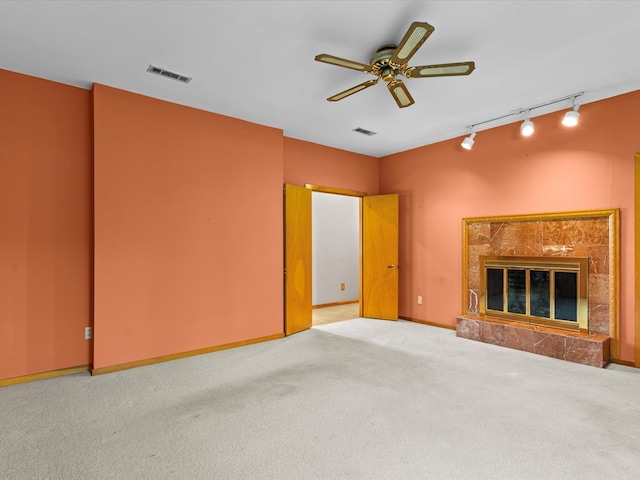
<box><xmin>1</xmin><ymin>1</ymin><xmax>640</xmax><ymax>478</ymax></box>
<box><xmin>311</xmin><ymin>191</ymin><xmax>360</xmax><ymax>326</ymax></box>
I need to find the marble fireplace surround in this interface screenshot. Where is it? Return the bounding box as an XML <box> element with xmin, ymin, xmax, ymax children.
<box><xmin>458</xmin><ymin>209</ymin><xmax>619</xmax><ymax>368</ymax></box>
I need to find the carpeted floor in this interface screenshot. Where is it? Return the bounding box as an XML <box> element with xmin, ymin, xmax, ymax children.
<box><xmin>1</xmin><ymin>319</ymin><xmax>639</xmax><ymax>479</ymax></box>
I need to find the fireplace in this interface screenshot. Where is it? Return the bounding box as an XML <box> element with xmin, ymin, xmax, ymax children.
<box><xmin>457</xmin><ymin>209</ymin><xmax>619</xmax><ymax>368</ymax></box>
<box><xmin>480</xmin><ymin>255</ymin><xmax>588</xmax><ymax>331</ymax></box>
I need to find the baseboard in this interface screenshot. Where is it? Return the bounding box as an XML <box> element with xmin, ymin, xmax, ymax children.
<box><xmin>608</xmin><ymin>358</ymin><xmax>636</xmax><ymax>368</ymax></box>
<box><xmin>400</xmin><ymin>316</ymin><xmax>457</xmax><ymax>330</ymax></box>
<box><xmin>313</xmin><ymin>300</ymin><xmax>359</xmax><ymax>309</ymax></box>
<box><xmin>91</xmin><ymin>332</ymin><xmax>285</xmax><ymax>376</ymax></box>
<box><xmin>0</xmin><ymin>365</ymin><xmax>90</xmax><ymax>388</ymax></box>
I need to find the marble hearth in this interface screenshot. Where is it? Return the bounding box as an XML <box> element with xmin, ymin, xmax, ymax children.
<box><xmin>456</xmin><ymin>315</ymin><xmax>609</xmax><ymax>367</ymax></box>
<box><xmin>459</xmin><ymin>209</ymin><xmax>619</xmax><ymax>367</ymax></box>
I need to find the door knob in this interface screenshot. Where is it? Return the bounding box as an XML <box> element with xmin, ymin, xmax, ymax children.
<box><xmin>387</xmin><ymin>264</ymin><xmax>399</xmax><ymax>269</ymax></box>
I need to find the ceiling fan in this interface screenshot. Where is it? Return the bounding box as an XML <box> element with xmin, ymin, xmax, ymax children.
<box><xmin>315</xmin><ymin>21</ymin><xmax>475</xmax><ymax>108</ymax></box>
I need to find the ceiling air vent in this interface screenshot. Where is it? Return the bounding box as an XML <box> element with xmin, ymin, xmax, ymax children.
<box><xmin>147</xmin><ymin>65</ymin><xmax>192</xmax><ymax>83</ymax></box>
<box><xmin>353</xmin><ymin>127</ymin><xmax>377</xmax><ymax>136</ymax></box>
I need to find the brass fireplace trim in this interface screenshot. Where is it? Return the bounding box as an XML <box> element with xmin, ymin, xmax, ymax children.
<box><xmin>462</xmin><ymin>208</ymin><xmax>620</xmax><ymax>358</ymax></box>
<box><xmin>479</xmin><ymin>255</ymin><xmax>589</xmax><ymax>331</ymax></box>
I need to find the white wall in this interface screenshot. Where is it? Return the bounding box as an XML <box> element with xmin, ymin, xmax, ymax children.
<box><xmin>312</xmin><ymin>192</ymin><xmax>359</xmax><ymax>305</ymax></box>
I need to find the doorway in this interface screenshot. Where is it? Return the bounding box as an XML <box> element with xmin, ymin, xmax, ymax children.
<box><xmin>284</xmin><ymin>183</ymin><xmax>398</xmax><ymax>336</ymax></box>
<box><xmin>311</xmin><ymin>191</ymin><xmax>360</xmax><ymax>326</ymax></box>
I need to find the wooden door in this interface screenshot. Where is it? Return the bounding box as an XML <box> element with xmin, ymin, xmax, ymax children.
<box><xmin>284</xmin><ymin>184</ymin><xmax>312</xmax><ymax>335</ymax></box>
<box><xmin>362</xmin><ymin>194</ymin><xmax>399</xmax><ymax>320</ymax></box>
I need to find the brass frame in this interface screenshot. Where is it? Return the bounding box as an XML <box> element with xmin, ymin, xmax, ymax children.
<box><xmin>462</xmin><ymin>208</ymin><xmax>620</xmax><ymax>358</ymax></box>
<box><xmin>479</xmin><ymin>255</ymin><xmax>589</xmax><ymax>331</ymax></box>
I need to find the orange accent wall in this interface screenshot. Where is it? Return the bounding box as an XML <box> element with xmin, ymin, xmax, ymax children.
<box><xmin>93</xmin><ymin>84</ymin><xmax>284</xmax><ymax>369</ymax></box>
<box><xmin>2</xmin><ymin>65</ymin><xmax>638</xmax><ymax>378</ymax></box>
<box><xmin>379</xmin><ymin>90</ymin><xmax>639</xmax><ymax>362</ymax></box>
<box><xmin>284</xmin><ymin>137</ymin><xmax>379</xmax><ymax>195</ymax></box>
<box><xmin>0</xmin><ymin>69</ymin><xmax>92</xmax><ymax>379</ymax></box>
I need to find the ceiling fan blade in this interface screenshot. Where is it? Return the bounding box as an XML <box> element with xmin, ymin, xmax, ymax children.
<box><xmin>315</xmin><ymin>54</ymin><xmax>373</xmax><ymax>73</ymax></box>
<box><xmin>390</xmin><ymin>22</ymin><xmax>435</xmax><ymax>66</ymax></box>
<box><xmin>405</xmin><ymin>61</ymin><xmax>476</xmax><ymax>78</ymax></box>
<box><xmin>327</xmin><ymin>78</ymin><xmax>380</xmax><ymax>102</ymax></box>
<box><xmin>387</xmin><ymin>79</ymin><xmax>414</xmax><ymax>108</ymax></box>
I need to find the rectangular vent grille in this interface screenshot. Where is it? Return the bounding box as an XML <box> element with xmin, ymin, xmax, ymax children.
<box><xmin>147</xmin><ymin>65</ymin><xmax>192</xmax><ymax>83</ymax></box>
<box><xmin>353</xmin><ymin>127</ymin><xmax>377</xmax><ymax>136</ymax></box>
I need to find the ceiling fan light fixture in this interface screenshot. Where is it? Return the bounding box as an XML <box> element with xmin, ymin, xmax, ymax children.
<box><xmin>461</xmin><ymin>132</ymin><xmax>476</xmax><ymax>150</ymax></box>
<box><xmin>562</xmin><ymin>104</ymin><xmax>580</xmax><ymax>127</ymax></box>
<box><xmin>521</xmin><ymin>115</ymin><xmax>535</xmax><ymax>136</ymax></box>
<box><xmin>381</xmin><ymin>67</ymin><xmax>395</xmax><ymax>83</ymax></box>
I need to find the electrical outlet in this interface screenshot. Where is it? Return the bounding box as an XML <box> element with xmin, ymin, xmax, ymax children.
<box><xmin>340</xmin><ymin>283</ymin><xmax>345</xmax><ymax>291</ymax></box>
<box><xmin>417</xmin><ymin>296</ymin><xmax>423</xmax><ymax>305</ymax></box>
<box><xmin>84</xmin><ymin>327</ymin><xmax>92</xmax><ymax>340</ymax></box>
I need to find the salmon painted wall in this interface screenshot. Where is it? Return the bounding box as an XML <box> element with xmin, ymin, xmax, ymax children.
<box><xmin>379</xmin><ymin>90</ymin><xmax>639</xmax><ymax>362</ymax></box>
<box><xmin>93</xmin><ymin>84</ymin><xmax>284</xmax><ymax>369</ymax></box>
<box><xmin>284</xmin><ymin>137</ymin><xmax>379</xmax><ymax>195</ymax></box>
<box><xmin>3</xmin><ymin>65</ymin><xmax>637</xmax><ymax>379</ymax></box>
<box><xmin>0</xmin><ymin>69</ymin><xmax>92</xmax><ymax>379</ymax></box>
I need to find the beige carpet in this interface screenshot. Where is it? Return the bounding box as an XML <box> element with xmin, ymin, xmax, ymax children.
<box><xmin>1</xmin><ymin>319</ymin><xmax>639</xmax><ymax>479</ymax></box>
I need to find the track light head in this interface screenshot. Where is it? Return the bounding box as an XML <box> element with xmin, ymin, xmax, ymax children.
<box><xmin>461</xmin><ymin>132</ymin><xmax>476</xmax><ymax>150</ymax></box>
<box><xmin>520</xmin><ymin>116</ymin><xmax>534</xmax><ymax>136</ymax></box>
<box><xmin>562</xmin><ymin>104</ymin><xmax>580</xmax><ymax>127</ymax></box>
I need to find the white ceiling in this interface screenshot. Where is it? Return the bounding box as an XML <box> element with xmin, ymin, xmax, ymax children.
<box><xmin>1</xmin><ymin>1</ymin><xmax>640</xmax><ymax>157</ymax></box>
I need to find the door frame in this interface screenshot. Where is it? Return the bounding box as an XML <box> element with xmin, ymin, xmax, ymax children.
<box><xmin>284</xmin><ymin>183</ymin><xmax>399</xmax><ymax>334</ymax></box>
<box><xmin>304</xmin><ymin>184</ymin><xmax>368</xmax><ymax>318</ymax></box>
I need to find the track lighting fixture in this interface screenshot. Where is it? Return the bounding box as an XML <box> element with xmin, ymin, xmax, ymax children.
<box><xmin>562</xmin><ymin>103</ymin><xmax>580</xmax><ymax>127</ymax></box>
<box><xmin>460</xmin><ymin>92</ymin><xmax>583</xmax><ymax>151</ymax></box>
<box><xmin>461</xmin><ymin>132</ymin><xmax>476</xmax><ymax>150</ymax></box>
<box><xmin>520</xmin><ymin>114</ymin><xmax>534</xmax><ymax>136</ymax></box>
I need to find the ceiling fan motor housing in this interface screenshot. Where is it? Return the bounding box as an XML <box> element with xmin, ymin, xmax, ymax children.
<box><xmin>371</xmin><ymin>44</ymin><xmax>400</xmax><ymax>82</ymax></box>
<box><xmin>370</xmin><ymin>44</ymin><xmax>398</xmax><ymax>63</ymax></box>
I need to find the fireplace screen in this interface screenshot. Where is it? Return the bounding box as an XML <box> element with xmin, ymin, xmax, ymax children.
<box><xmin>480</xmin><ymin>256</ymin><xmax>588</xmax><ymax>331</ymax></box>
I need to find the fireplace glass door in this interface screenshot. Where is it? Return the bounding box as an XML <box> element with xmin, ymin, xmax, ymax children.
<box><xmin>480</xmin><ymin>256</ymin><xmax>587</xmax><ymax>331</ymax></box>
